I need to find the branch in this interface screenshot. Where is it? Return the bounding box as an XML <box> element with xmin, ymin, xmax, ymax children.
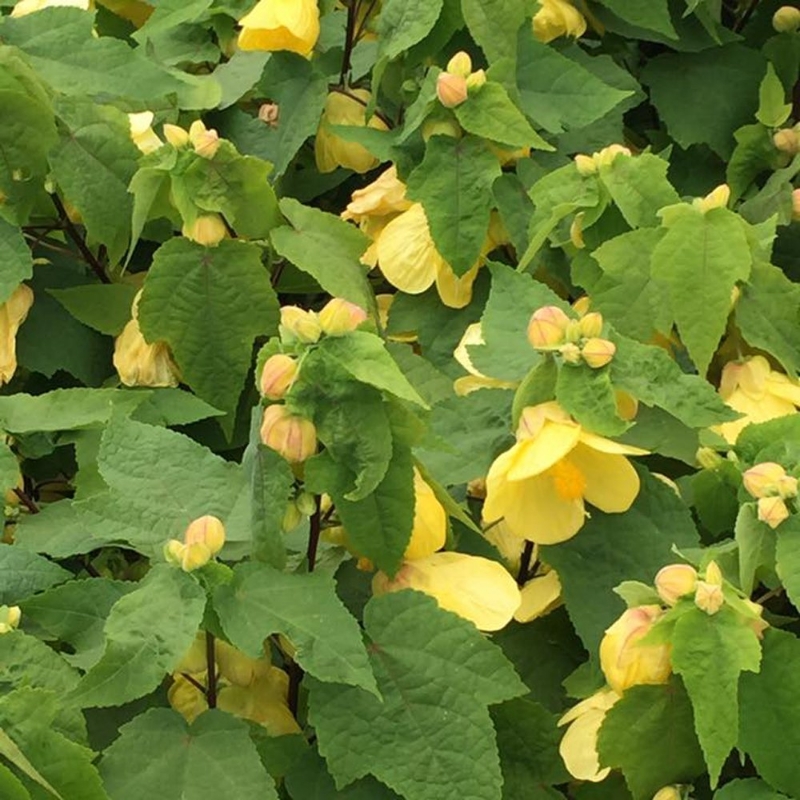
<box><xmin>50</xmin><ymin>194</ymin><xmax>111</xmax><ymax>284</ymax></box>
<box><xmin>205</xmin><ymin>630</ymin><xmax>218</xmax><ymax>709</ymax></box>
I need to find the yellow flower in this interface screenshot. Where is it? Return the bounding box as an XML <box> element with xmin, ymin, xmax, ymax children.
<box><xmin>372</xmin><ymin>551</ymin><xmax>521</xmax><ymax>632</ymax></box>
<box><xmin>757</xmin><ymin>495</ymin><xmax>791</xmax><ymax>529</ymax></box>
<box><xmin>532</xmin><ymin>0</ymin><xmax>587</xmax><ymax>43</ymax></box>
<box><xmin>403</xmin><ymin>468</ymin><xmax>448</xmax><ymax>561</ymax></box>
<box><xmin>11</xmin><ymin>0</ymin><xmax>90</xmax><ymax>16</ymax></box>
<box><xmin>96</xmin><ymin>0</ymin><xmax>152</xmax><ymax>26</ymax></box>
<box><xmin>0</xmin><ymin>284</ymin><xmax>33</xmax><ymax>386</ymax></box>
<box><xmin>260</xmin><ymin>405</ymin><xmax>317</xmax><ymax>463</ymax></box>
<box><xmin>217</xmin><ymin>667</ymin><xmax>301</xmax><ymax>736</ymax></box>
<box><xmin>713</xmin><ymin>355</ymin><xmax>800</xmax><ymax>444</ymax></box>
<box><xmin>483</xmin><ymin>402</ymin><xmax>646</xmax><ymax>544</ymax></box>
<box><xmin>557</xmin><ymin>688</ymin><xmax>620</xmax><ymax>782</ymax></box>
<box><xmin>654</xmin><ymin>564</ymin><xmax>698</xmax><ymax>606</ymax></box>
<box><xmin>237</xmin><ymin>0</ymin><xmax>320</xmax><ymax>56</ymax></box>
<box><xmin>259</xmin><ymin>354</ymin><xmax>298</xmax><ymax>400</ymax></box>
<box><xmin>0</xmin><ymin>605</ymin><xmax>21</xmax><ymax>634</ymax></box>
<box><xmin>653</xmin><ymin>787</ymin><xmax>683</xmax><ymax>800</ymax></box>
<box><xmin>164</xmin><ymin>514</ymin><xmax>226</xmax><ymax>572</ymax></box>
<box><xmin>514</xmin><ymin>570</ymin><xmax>562</xmax><ymax>623</ymax></box>
<box><xmin>181</xmin><ymin>213</ymin><xmax>228</xmax><ymax>246</ymax></box>
<box><xmin>318</xmin><ymin>298</ymin><xmax>368</xmax><ymax>336</ymax></box>
<box><xmin>341</xmin><ymin>165</ymin><xmax>412</xmax><ymax>224</ymax></box>
<box><xmin>188</xmin><ymin>120</ymin><xmax>220</xmax><ymax>159</ymax></box>
<box><xmin>743</xmin><ymin>462</ymin><xmax>798</xmax><ymax>499</ymax></box>
<box><xmin>453</xmin><ymin>323</ymin><xmax>518</xmax><ymax>395</ymax></box>
<box><xmin>693</xmin><ymin>183</ymin><xmax>730</xmax><ymax>213</ymax></box>
<box><xmin>127</xmin><ymin>111</ymin><xmax>163</xmax><ymax>155</ymax></box>
<box><xmin>599</xmin><ymin>605</ymin><xmax>672</xmax><ymax>694</ymax></box>
<box><xmin>315</xmin><ymin>89</ymin><xmax>389</xmax><ymax>174</ymax></box>
<box><xmin>279</xmin><ymin>305</ymin><xmax>322</xmax><ymax>344</ymax></box>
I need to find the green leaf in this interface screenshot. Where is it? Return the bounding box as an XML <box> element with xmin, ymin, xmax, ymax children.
<box><xmin>306</xmin><ymin>445</ymin><xmax>414</xmax><ymax>576</ymax></box>
<box><xmin>598</xmin><ymin>154</ymin><xmax>680</xmax><ymax>228</ymax></box>
<box><xmin>727</xmin><ymin>123</ymin><xmax>778</xmax><ymax>202</ymax></box>
<box><xmin>0</xmin><ymin>632</ymin><xmax>80</xmax><ymax>695</ymax></box>
<box><xmin>99</xmin><ymin>708</ymin><xmax>277</xmax><ymax>800</ymax></box>
<box><xmin>68</xmin><ymin>566</ymin><xmax>206</xmax><ymax>708</ymax></box>
<box><xmin>671</xmin><ymin>607</ymin><xmax>762</xmax><ymax>786</ymax></box>
<box><xmin>454</xmin><ymin>83</ymin><xmax>553</xmax><ymax>151</ymax></box>
<box><xmin>756</xmin><ymin>63</ymin><xmax>792</xmax><ymax>128</ymax></box>
<box><xmin>650</xmin><ymin>209</ymin><xmax>752</xmax><ymax>374</ymax></box>
<box><xmin>48</xmin><ymin>284</ymin><xmax>137</xmax><ymax>337</ymax></box>
<box><xmin>516</xmin><ymin>34</ymin><xmax>633</xmax><ymax>135</ymax></box>
<box><xmin>271</xmin><ymin>198</ymin><xmax>374</xmax><ymax>311</ymax></box>
<box><xmin>215</xmin><ymin>562</ymin><xmax>378</xmax><ymax>696</ymax></box>
<box><xmin>19</xmin><ymin>578</ymin><xmax>134</xmax><ymax>671</ymax></box>
<box><xmin>774</xmin><ymin>515</ymin><xmax>800</xmax><ymax>609</ymax></box>
<box><xmin>610</xmin><ymin>334</ymin><xmax>737</xmax><ymax>429</ymax></box>
<box><xmin>214</xmin><ymin>49</ymin><xmax>269</xmax><ymax>110</ymax></box>
<box><xmin>0</xmin><ymin>545</ymin><xmax>70</xmax><ymax>606</ymax></box>
<box><xmin>736</xmin><ymin>261</ymin><xmax>800</xmax><ymax>375</ymax></box>
<box><xmin>740</xmin><ymin>629</ymin><xmax>800</xmax><ymax>797</ymax></box>
<box><xmin>642</xmin><ymin>45</ymin><xmax>766</xmax><ymax>159</ymax></box>
<box><xmin>556</xmin><ymin>364</ymin><xmax>628</xmax><ymax>437</ymax></box>
<box><xmin>542</xmin><ymin>469</ymin><xmax>700</xmax><ymax>652</ymax></box>
<box><xmin>129</xmin><ymin>389</ymin><xmax>224</xmax><ymax>427</ymax></box>
<box><xmin>597</xmin><ymin>680</ymin><xmax>705</xmax><ymax>800</ymax></box>
<box><xmin>460</xmin><ymin>0</ymin><xmax>526</xmax><ymax>63</ymax></box>
<box><xmin>596</xmin><ymin>0</ymin><xmax>676</xmax><ymax>37</ymax></box>
<box><xmin>715</xmin><ymin>779</ymin><xmax>791</xmax><ymax>800</ymax></box>
<box><xmin>0</xmin><ymin>219</ymin><xmax>33</xmax><ymax>305</ymax></box>
<box><xmin>0</xmin><ymin>734</ymin><xmax>44</xmax><ymax>800</ymax></box>
<box><xmin>138</xmin><ymin>238</ymin><xmax>279</xmax><ymax>427</ymax></box>
<box><xmin>377</xmin><ymin>0</ymin><xmax>444</xmax><ymax>60</ymax></box>
<box><xmin>735</xmin><ymin>504</ymin><xmax>775</xmax><ymax>597</ymax></box>
<box><xmin>308</xmin><ymin>591</ymin><xmax>526</xmax><ymax>800</ymax></box>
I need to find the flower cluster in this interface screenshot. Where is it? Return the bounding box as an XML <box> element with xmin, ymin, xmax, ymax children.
<box><xmin>527</xmin><ymin>303</ymin><xmax>616</xmax><ymax>369</ymax></box>
<box><xmin>742</xmin><ymin>461</ymin><xmax>799</xmax><ymax>529</ymax></box>
<box><xmin>164</xmin><ymin>515</ymin><xmax>226</xmax><ymax>572</ymax></box>
<box><xmin>435</xmin><ymin>51</ymin><xmax>486</xmax><ymax>109</ymax></box>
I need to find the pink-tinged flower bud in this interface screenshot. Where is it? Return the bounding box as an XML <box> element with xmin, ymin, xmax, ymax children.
<box><xmin>184</xmin><ymin>514</ymin><xmax>226</xmax><ymax>556</ymax></box>
<box><xmin>527</xmin><ymin>305</ymin><xmax>570</xmax><ymax>349</ymax></box>
<box><xmin>318</xmin><ymin>297</ymin><xmax>368</xmax><ymax>336</ymax></box>
<box><xmin>436</xmin><ymin>72</ymin><xmax>468</xmax><ymax>108</ymax></box>
<box><xmin>465</xmin><ymin>69</ymin><xmax>486</xmax><ymax>91</ymax></box>
<box><xmin>581</xmin><ymin>338</ymin><xmax>616</xmax><ymax>369</ymax></box>
<box><xmin>559</xmin><ymin>342</ymin><xmax>583</xmax><ymax>364</ymax></box>
<box><xmin>694</xmin><ymin>580</ymin><xmax>724</xmax><ymax>615</ymax></box>
<box><xmin>574</xmin><ymin>154</ymin><xmax>596</xmax><ymax>176</ymax></box>
<box><xmin>579</xmin><ymin>311</ymin><xmax>604</xmax><ymax>339</ymax></box>
<box><xmin>655</xmin><ymin>564</ymin><xmax>698</xmax><ymax>606</ymax></box>
<box><xmin>280</xmin><ymin>306</ymin><xmax>321</xmax><ymax>344</ymax></box>
<box><xmin>258</xmin><ymin>103</ymin><xmax>280</xmax><ymax>128</ymax></box>
<box><xmin>774</xmin><ymin>128</ymin><xmax>800</xmax><ymax>155</ymax></box>
<box><xmin>260</xmin><ymin>405</ymin><xmax>317</xmax><ymax>463</ymax></box>
<box><xmin>743</xmin><ymin>462</ymin><xmax>793</xmax><ymax>499</ymax></box>
<box><xmin>188</xmin><ymin>120</ymin><xmax>221</xmax><ymax>159</ymax></box>
<box><xmin>758</xmin><ymin>496</ymin><xmax>790</xmax><ymax>529</ymax></box>
<box><xmin>446</xmin><ymin>51</ymin><xmax>472</xmax><ymax>78</ymax></box>
<box><xmin>774</xmin><ymin>5</ymin><xmax>800</xmax><ymax>32</ymax></box>
<box><xmin>599</xmin><ymin>605</ymin><xmax>672</xmax><ymax>694</ymax></box>
<box><xmin>259</xmin><ymin>354</ymin><xmax>298</xmax><ymax>400</ymax></box>
<box><xmin>0</xmin><ymin>604</ymin><xmax>20</xmax><ymax>634</ymax></box>
<box><xmin>163</xmin><ymin>124</ymin><xmax>190</xmax><ymax>148</ymax></box>
<box><xmin>182</xmin><ymin>214</ymin><xmax>228</xmax><ymax>246</ymax></box>
<box><xmin>793</xmin><ymin>188</ymin><xmax>800</xmax><ymax>222</ymax></box>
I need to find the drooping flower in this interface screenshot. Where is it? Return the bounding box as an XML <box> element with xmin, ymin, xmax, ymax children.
<box><xmin>260</xmin><ymin>405</ymin><xmax>317</xmax><ymax>463</ymax></box>
<box><xmin>11</xmin><ymin>0</ymin><xmax>90</xmax><ymax>17</ymax></box>
<box><xmin>532</xmin><ymin>0</ymin><xmax>587</xmax><ymax>43</ymax></box>
<box><xmin>237</xmin><ymin>0</ymin><xmax>320</xmax><ymax>56</ymax></box>
<box><xmin>128</xmin><ymin>111</ymin><xmax>163</xmax><ymax>155</ymax></box>
<box><xmin>0</xmin><ymin>285</ymin><xmax>33</xmax><ymax>386</ymax></box>
<box><xmin>483</xmin><ymin>402</ymin><xmax>646</xmax><ymax>544</ymax></box>
<box><xmin>181</xmin><ymin>213</ymin><xmax>228</xmax><ymax>246</ymax></box>
<box><xmin>713</xmin><ymin>355</ymin><xmax>800</xmax><ymax>444</ymax></box>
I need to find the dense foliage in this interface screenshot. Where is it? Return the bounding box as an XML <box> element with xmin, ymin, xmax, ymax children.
<box><xmin>1</xmin><ymin>0</ymin><xmax>800</xmax><ymax>798</ymax></box>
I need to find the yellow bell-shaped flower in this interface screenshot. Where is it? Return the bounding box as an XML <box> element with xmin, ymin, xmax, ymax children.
<box><xmin>238</xmin><ymin>0</ymin><xmax>320</xmax><ymax>57</ymax></box>
<box><xmin>532</xmin><ymin>0</ymin><xmax>587</xmax><ymax>43</ymax></box>
<box><xmin>0</xmin><ymin>284</ymin><xmax>33</xmax><ymax>386</ymax></box>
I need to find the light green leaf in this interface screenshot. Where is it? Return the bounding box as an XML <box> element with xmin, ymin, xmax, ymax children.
<box><xmin>271</xmin><ymin>198</ymin><xmax>374</xmax><ymax>311</ymax></box>
<box><xmin>100</xmin><ymin>708</ymin><xmax>277</xmax><ymax>800</ymax></box>
<box><xmin>407</xmin><ymin>135</ymin><xmax>501</xmax><ymax>275</ymax></box>
<box><xmin>377</xmin><ymin>0</ymin><xmax>444</xmax><ymax>60</ymax></box>
<box><xmin>0</xmin><ymin>632</ymin><xmax>79</xmax><ymax>695</ymax></box>
<box><xmin>671</xmin><ymin>607</ymin><xmax>762</xmax><ymax>786</ymax></box>
<box><xmin>138</xmin><ymin>237</ymin><xmax>279</xmax><ymax>427</ymax></box>
<box><xmin>775</xmin><ymin>515</ymin><xmax>800</xmax><ymax>609</ymax></box>
<box><xmin>0</xmin><ymin>545</ymin><xmax>70</xmax><ymax>606</ymax></box>
<box><xmin>0</xmin><ymin>219</ymin><xmax>33</xmax><ymax>305</ymax></box>
<box><xmin>460</xmin><ymin>0</ymin><xmax>526</xmax><ymax>63</ymax></box>
<box><xmin>0</xmin><ymin>729</ymin><xmax>53</xmax><ymax>799</ymax></box>
<box><xmin>735</xmin><ymin>504</ymin><xmax>775</xmax><ymax>597</ymax></box>
<box><xmin>309</xmin><ymin>591</ymin><xmax>526</xmax><ymax>800</ymax></box>
<box><xmin>714</xmin><ymin>779</ymin><xmax>791</xmax><ymax>800</ymax></box>
<box><xmin>214</xmin><ymin>562</ymin><xmax>378</xmax><ymax>696</ymax></box>
<box><xmin>68</xmin><ymin>566</ymin><xmax>206</xmax><ymax>708</ymax></box>
<box><xmin>0</xmin><ymin>440</ymin><xmax>20</xmax><ymax>500</ymax></box>
<box><xmin>129</xmin><ymin>389</ymin><xmax>224</xmax><ymax>427</ymax></box>
<box><xmin>650</xmin><ymin>208</ymin><xmax>752</xmax><ymax>375</ymax></box>
<box><xmin>756</xmin><ymin>63</ymin><xmax>792</xmax><ymax>128</ymax></box>
<box><xmin>597</xmin><ymin>680</ymin><xmax>705</xmax><ymax>800</ymax></box>
<box><xmin>556</xmin><ymin>364</ymin><xmax>629</xmax><ymax>437</ymax></box>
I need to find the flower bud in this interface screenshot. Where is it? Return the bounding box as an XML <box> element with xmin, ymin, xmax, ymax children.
<box><xmin>704</xmin><ymin>560</ymin><xmax>723</xmax><ymax>586</ymax></box>
<box><xmin>581</xmin><ymin>338</ymin><xmax>616</xmax><ymax>369</ymax></box>
<box><xmin>572</xmin><ymin>296</ymin><xmax>591</xmax><ymax>316</ymax></box>
<box><xmin>655</xmin><ymin>564</ymin><xmax>698</xmax><ymax>606</ymax></box>
<box><xmin>465</xmin><ymin>69</ymin><xmax>486</xmax><ymax>91</ymax></box>
<box><xmin>0</xmin><ymin>604</ymin><xmax>20</xmax><ymax>634</ymax></box>
<box><xmin>296</xmin><ymin>491</ymin><xmax>317</xmax><ymax>516</ymax></box>
<box><xmin>436</xmin><ymin>72</ymin><xmax>468</xmax><ymax>108</ymax></box>
<box><xmin>594</xmin><ymin>144</ymin><xmax>632</xmax><ymax>168</ymax></box>
<box><xmin>258</xmin><ymin>103</ymin><xmax>280</xmax><ymax>128</ymax></box>
<box><xmin>527</xmin><ymin>305</ymin><xmax>570</xmax><ymax>349</ymax></box>
<box><xmin>758</xmin><ymin>495</ymin><xmax>790</xmax><ymax>529</ymax></box>
<box><xmin>743</xmin><ymin>462</ymin><xmax>793</xmax><ymax>498</ymax></box>
<box><xmin>318</xmin><ymin>298</ymin><xmax>368</xmax><ymax>336</ymax></box>
<box><xmin>694</xmin><ymin>580</ymin><xmax>724</xmax><ymax>615</ymax></box>
<box><xmin>421</xmin><ymin>118</ymin><xmax>462</xmax><ymax>141</ymax></box>
<box><xmin>259</xmin><ymin>354</ymin><xmax>298</xmax><ymax>400</ymax></box>
<box><xmin>599</xmin><ymin>605</ymin><xmax>672</xmax><ymax>694</ymax></box>
<box><xmin>559</xmin><ymin>342</ymin><xmax>583</xmax><ymax>364</ymax></box>
<box><xmin>163</xmin><ymin>123</ymin><xmax>190</xmax><ymax>148</ymax></box>
<box><xmin>574</xmin><ymin>154</ymin><xmax>596</xmax><ymax>176</ymax></box>
<box><xmin>774</xmin><ymin>128</ymin><xmax>800</xmax><ymax>155</ymax></box>
<box><xmin>652</xmin><ymin>787</ymin><xmax>682</xmax><ymax>800</ymax></box>
<box><xmin>793</xmin><ymin>188</ymin><xmax>800</xmax><ymax>222</ymax></box>
<box><xmin>282</xmin><ymin>501</ymin><xmax>302</xmax><ymax>532</ymax></box>
<box><xmin>128</xmin><ymin>111</ymin><xmax>163</xmax><ymax>154</ymax></box>
<box><xmin>446</xmin><ymin>51</ymin><xmax>472</xmax><ymax>78</ymax></box>
<box><xmin>579</xmin><ymin>311</ymin><xmax>604</xmax><ymax>339</ymax></box>
<box><xmin>696</xmin><ymin>446</ymin><xmax>723</xmax><ymax>470</ymax></box>
<box><xmin>615</xmin><ymin>390</ymin><xmax>639</xmax><ymax>422</ymax></box>
<box><xmin>184</xmin><ymin>515</ymin><xmax>226</xmax><ymax>556</ymax></box>
<box><xmin>773</xmin><ymin>5</ymin><xmax>800</xmax><ymax>32</ymax></box>
<box><xmin>403</xmin><ymin>468</ymin><xmax>448</xmax><ymax>561</ymax></box>
<box><xmin>182</xmin><ymin>214</ymin><xmax>228</xmax><ymax>246</ymax></box>
<box><xmin>694</xmin><ymin>184</ymin><xmax>730</xmax><ymax>213</ymax></box>
<box><xmin>260</xmin><ymin>405</ymin><xmax>317</xmax><ymax>463</ymax></box>
<box><xmin>188</xmin><ymin>120</ymin><xmax>221</xmax><ymax>159</ymax></box>
<box><xmin>164</xmin><ymin>539</ymin><xmax>212</xmax><ymax>572</ymax></box>
<box><xmin>280</xmin><ymin>306</ymin><xmax>321</xmax><ymax>344</ymax></box>
<box><xmin>569</xmin><ymin>214</ymin><xmax>585</xmax><ymax>249</ymax></box>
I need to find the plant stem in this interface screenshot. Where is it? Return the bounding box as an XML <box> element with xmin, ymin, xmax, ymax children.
<box><xmin>13</xmin><ymin>488</ymin><xmax>39</xmax><ymax>514</ymax></box>
<box><xmin>205</xmin><ymin>630</ymin><xmax>218</xmax><ymax>709</ymax></box>
<box><xmin>307</xmin><ymin>495</ymin><xmax>322</xmax><ymax>573</ymax></box>
<box><xmin>50</xmin><ymin>194</ymin><xmax>111</xmax><ymax>284</ymax></box>
<box><xmin>339</xmin><ymin>0</ymin><xmax>359</xmax><ymax>87</ymax></box>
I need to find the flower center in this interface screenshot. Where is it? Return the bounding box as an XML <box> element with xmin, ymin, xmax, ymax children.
<box><xmin>550</xmin><ymin>459</ymin><xmax>587</xmax><ymax>501</ymax></box>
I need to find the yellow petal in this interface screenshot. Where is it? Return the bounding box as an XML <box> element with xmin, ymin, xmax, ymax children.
<box><xmin>403</xmin><ymin>469</ymin><xmax>448</xmax><ymax>561</ymax></box>
<box><xmin>434</xmin><ymin>260</ymin><xmax>481</xmax><ymax>309</ymax></box>
<box><xmin>767</xmin><ymin>373</ymin><xmax>800</xmax><ymax>406</ymax></box>
<box><xmin>514</xmin><ymin>570</ymin><xmax>562</xmax><ymax>623</ymax></box>
<box><xmin>558</xmin><ymin>707</ymin><xmax>611</xmax><ymax>782</ymax></box>
<box><xmin>569</xmin><ymin>443</ymin><xmax>640</xmax><ymax>513</ymax></box>
<box><xmin>506</xmin><ymin>423</ymin><xmax>581</xmax><ymax>481</ymax></box>
<box><xmin>577</xmin><ymin>430</ymin><xmax>649</xmax><ymax>456</ymax></box>
<box><xmin>0</xmin><ymin>284</ymin><xmax>33</xmax><ymax>385</ymax></box>
<box><xmin>238</xmin><ymin>0</ymin><xmax>320</xmax><ymax>56</ymax></box>
<box><xmin>376</xmin><ymin>204</ymin><xmax>440</xmax><ymax>294</ymax></box>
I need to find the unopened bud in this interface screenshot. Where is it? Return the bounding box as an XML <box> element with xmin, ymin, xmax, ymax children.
<box><xmin>594</xmin><ymin>144</ymin><xmax>632</xmax><ymax>168</ymax></box>
<box><xmin>579</xmin><ymin>311</ymin><xmax>604</xmax><ymax>338</ymax></box>
<box><xmin>318</xmin><ymin>298</ymin><xmax>368</xmax><ymax>335</ymax></box>
<box><xmin>758</xmin><ymin>495</ymin><xmax>790</xmax><ymax>529</ymax></box>
<box><xmin>296</xmin><ymin>491</ymin><xmax>317</xmax><ymax>516</ymax></box>
<box><xmin>258</xmin><ymin>103</ymin><xmax>280</xmax><ymax>128</ymax></box>
<box><xmin>282</xmin><ymin>501</ymin><xmax>302</xmax><ymax>532</ymax></box>
<box><xmin>436</xmin><ymin>72</ymin><xmax>468</xmax><ymax>108</ymax></box>
<box><xmin>163</xmin><ymin>124</ymin><xmax>190</xmax><ymax>148</ymax></box>
<box><xmin>694</xmin><ymin>580</ymin><xmax>724</xmax><ymax>615</ymax></box>
<box><xmin>280</xmin><ymin>306</ymin><xmax>321</xmax><ymax>344</ymax></box>
<box><xmin>694</xmin><ymin>184</ymin><xmax>730</xmax><ymax>213</ymax></box>
<box><xmin>164</xmin><ymin>539</ymin><xmax>212</xmax><ymax>572</ymax></box>
<box><xmin>188</xmin><ymin>120</ymin><xmax>221</xmax><ymax>159</ymax></box>
<box><xmin>446</xmin><ymin>51</ymin><xmax>472</xmax><ymax>78</ymax></box>
<box><xmin>615</xmin><ymin>390</ymin><xmax>639</xmax><ymax>421</ymax></box>
<box><xmin>465</xmin><ymin>69</ymin><xmax>486</xmax><ymax>91</ymax></box>
<box><xmin>559</xmin><ymin>342</ymin><xmax>582</xmax><ymax>364</ymax></box>
<box><xmin>773</xmin><ymin>5</ymin><xmax>800</xmax><ymax>32</ymax></box>
<box><xmin>652</xmin><ymin>787</ymin><xmax>682</xmax><ymax>800</ymax></box>
<box><xmin>527</xmin><ymin>305</ymin><xmax>570</xmax><ymax>349</ymax></box>
<box><xmin>581</xmin><ymin>338</ymin><xmax>616</xmax><ymax>369</ymax></box>
<box><xmin>774</xmin><ymin>128</ymin><xmax>800</xmax><ymax>155</ymax></box>
<box><xmin>569</xmin><ymin>213</ymin><xmax>585</xmax><ymax>249</ymax></box>
<box><xmin>696</xmin><ymin>447</ymin><xmax>723</xmax><ymax>470</ymax></box>
<box><xmin>259</xmin><ymin>354</ymin><xmax>298</xmax><ymax>400</ymax></box>
<box><xmin>572</xmin><ymin>296</ymin><xmax>591</xmax><ymax>316</ymax></box>
<box><xmin>704</xmin><ymin>560</ymin><xmax>723</xmax><ymax>586</ymax></box>
<box><xmin>793</xmin><ymin>188</ymin><xmax>800</xmax><ymax>221</ymax></box>
<box><xmin>655</xmin><ymin>564</ymin><xmax>698</xmax><ymax>606</ymax></box>
<box><xmin>0</xmin><ymin>605</ymin><xmax>20</xmax><ymax>634</ymax></box>
<box><xmin>182</xmin><ymin>214</ymin><xmax>228</xmax><ymax>246</ymax></box>
<box><xmin>743</xmin><ymin>462</ymin><xmax>796</xmax><ymax>498</ymax></box>
<box><xmin>574</xmin><ymin>154</ymin><xmax>596</xmax><ymax>176</ymax></box>
<box><xmin>184</xmin><ymin>515</ymin><xmax>226</xmax><ymax>555</ymax></box>
<box><xmin>260</xmin><ymin>405</ymin><xmax>317</xmax><ymax>463</ymax></box>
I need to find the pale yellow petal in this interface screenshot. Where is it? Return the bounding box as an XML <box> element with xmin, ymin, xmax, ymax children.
<box><xmin>514</xmin><ymin>571</ymin><xmax>562</xmax><ymax>623</ymax></box>
<box><xmin>403</xmin><ymin>469</ymin><xmax>448</xmax><ymax>561</ymax></box>
<box><xmin>506</xmin><ymin>424</ymin><xmax>581</xmax><ymax>481</ymax></box>
<box><xmin>577</xmin><ymin>430</ymin><xmax>649</xmax><ymax>456</ymax></box>
<box><xmin>434</xmin><ymin>260</ymin><xmax>481</xmax><ymax>309</ymax></box>
<box><xmin>376</xmin><ymin>204</ymin><xmax>439</xmax><ymax>294</ymax></box>
<box><xmin>569</xmin><ymin>443</ymin><xmax>640</xmax><ymax>513</ymax></box>
<box><xmin>454</xmin><ymin>375</ymin><xmax>516</xmax><ymax>396</ymax></box>
<box><xmin>767</xmin><ymin>373</ymin><xmax>800</xmax><ymax>406</ymax></box>
<box><xmin>559</xmin><ymin>707</ymin><xmax>611</xmax><ymax>782</ymax></box>
<box><xmin>558</xmin><ymin>688</ymin><xmax>620</xmax><ymax>726</ymax></box>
